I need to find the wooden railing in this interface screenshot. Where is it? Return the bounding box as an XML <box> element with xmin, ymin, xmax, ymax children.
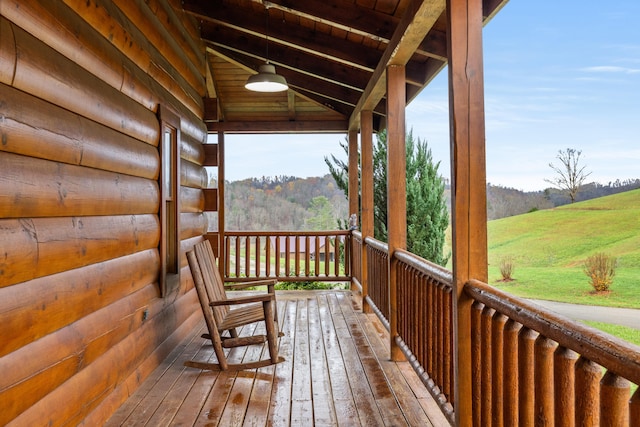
<box><xmin>465</xmin><ymin>280</ymin><xmax>640</xmax><ymax>426</ymax></box>
<box><xmin>221</xmin><ymin>231</ymin><xmax>351</xmax><ymax>283</ymax></box>
<box><xmin>359</xmin><ymin>236</ymin><xmax>640</xmax><ymax>425</ymax></box>
<box><xmin>395</xmin><ymin>249</ymin><xmax>455</xmax><ymax>422</ymax></box>
<box><xmin>364</xmin><ymin>236</ymin><xmax>390</xmax><ymax>325</ymax></box>
<box><xmin>219</xmin><ymin>231</ymin><xmax>640</xmax><ymax>424</ymax></box>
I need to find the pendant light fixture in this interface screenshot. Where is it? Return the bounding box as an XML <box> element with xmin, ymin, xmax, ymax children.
<box><xmin>245</xmin><ymin>6</ymin><xmax>288</xmax><ymax>92</ymax></box>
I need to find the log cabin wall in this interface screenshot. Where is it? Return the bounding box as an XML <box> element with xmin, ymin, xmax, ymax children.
<box><xmin>0</xmin><ymin>0</ymin><xmax>209</xmax><ymax>424</ymax></box>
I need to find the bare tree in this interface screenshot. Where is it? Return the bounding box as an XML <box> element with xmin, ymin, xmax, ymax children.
<box><xmin>545</xmin><ymin>148</ymin><xmax>592</xmax><ymax>203</ymax></box>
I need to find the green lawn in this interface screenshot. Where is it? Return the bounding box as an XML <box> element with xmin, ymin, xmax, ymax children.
<box><xmin>487</xmin><ymin>189</ymin><xmax>640</xmax><ymax>309</ymax></box>
<box><xmin>489</xmin><ymin>266</ymin><xmax>640</xmax><ymax>309</ymax></box>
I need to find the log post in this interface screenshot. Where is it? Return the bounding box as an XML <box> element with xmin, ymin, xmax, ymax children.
<box><xmin>217</xmin><ymin>131</ymin><xmax>226</xmax><ymax>279</ymax></box>
<box><xmin>348</xmin><ymin>129</ymin><xmax>359</xmax><ymax>292</ymax></box>
<box><xmin>386</xmin><ymin>64</ymin><xmax>406</xmax><ymax>361</ymax></box>
<box><xmin>447</xmin><ymin>0</ymin><xmax>488</xmax><ymax>424</ymax></box>
<box><xmin>360</xmin><ymin>110</ymin><xmax>374</xmax><ymax>313</ymax></box>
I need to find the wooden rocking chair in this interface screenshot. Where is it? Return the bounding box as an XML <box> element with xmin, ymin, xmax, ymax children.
<box><xmin>184</xmin><ymin>240</ymin><xmax>284</xmax><ymax>371</ymax></box>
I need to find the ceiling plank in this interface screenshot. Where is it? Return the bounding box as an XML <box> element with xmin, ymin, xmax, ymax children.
<box><xmin>202</xmin><ymin>23</ymin><xmax>372</xmax><ymax>91</ymax></box>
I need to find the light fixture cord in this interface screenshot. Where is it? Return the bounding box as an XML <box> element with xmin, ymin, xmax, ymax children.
<box><xmin>265</xmin><ymin>6</ymin><xmax>270</xmax><ymax>64</ymax></box>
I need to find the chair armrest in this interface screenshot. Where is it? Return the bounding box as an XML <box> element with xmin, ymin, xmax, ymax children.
<box><xmin>224</xmin><ymin>279</ymin><xmax>278</xmax><ymax>291</ymax></box>
<box><xmin>209</xmin><ymin>293</ymin><xmax>275</xmax><ymax>307</ymax></box>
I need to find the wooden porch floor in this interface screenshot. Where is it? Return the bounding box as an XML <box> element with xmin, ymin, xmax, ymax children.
<box><xmin>105</xmin><ymin>290</ymin><xmax>450</xmax><ymax>426</ymax></box>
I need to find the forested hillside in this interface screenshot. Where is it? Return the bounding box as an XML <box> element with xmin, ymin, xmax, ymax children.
<box><xmin>222</xmin><ymin>175</ymin><xmax>640</xmax><ymax>229</ymax></box>
<box><xmin>225</xmin><ymin>175</ymin><xmax>349</xmax><ymax>231</ymax></box>
<box><xmin>485</xmin><ymin>179</ymin><xmax>640</xmax><ymax>220</ymax></box>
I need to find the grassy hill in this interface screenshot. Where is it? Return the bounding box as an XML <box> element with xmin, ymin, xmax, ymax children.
<box><xmin>488</xmin><ymin>189</ymin><xmax>640</xmax><ymax>308</ymax></box>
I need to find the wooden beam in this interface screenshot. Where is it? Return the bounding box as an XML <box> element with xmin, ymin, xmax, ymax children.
<box><xmin>202</xmin><ymin>143</ymin><xmax>218</xmax><ymax>167</ymax></box>
<box><xmin>188</xmin><ymin>1</ymin><xmax>383</xmax><ymax>72</ymax></box>
<box><xmin>386</xmin><ymin>64</ymin><xmax>406</xmax><ymax>362</ymax></box>
<box><xmin>236</xmin><ymin>0</ymin><xmax>398</xmax><ymax>43</ymax></box>
<box><xmin>203</xmin><ymin>97</ymin><xmax>218</xmax><ymax>122</ymax></box>
<box><xmin>208</xmin><ymin>120</ymin><xmax>348</xmax><ymax>133</ymax></box>
<box><xmin>288</xmin><ymin>91</ymin><xmax>296</xmax><ymax>121</ymax></box>
<box><xmin>348</xmin><ymin>0</ymin><xmax>445</xmax><ymax>131</ymax></box>
<box><xmin>447</xmin><ymin>0</ymin><xmax>488</xmax><ymax>425</ymax></box>
<box><xmin>203</xmin><ymin>188</ymin><xmax>218</xmax><ymax>211</ymax></box>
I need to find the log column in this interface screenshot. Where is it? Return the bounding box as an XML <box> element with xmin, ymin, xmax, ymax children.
<box><xmin>386</xmin><ymin>64</ymin><xmax>407</xmax><ymax>361</ymax></box>
<box><xmin>360</xmin><ymin>110</ymin><xmax>374</xmax><ymax>313</ymax></box>
<box><xmin>217</xmin><ymin>131</ymin><xmax>225</xmax><ymax>278</ymax></box>
<box><xmin>446</xmin><ymin>0</ymin><xmax>488</xmax><ymax>424</ymax></box>
<box><xmin>348</xmin><ymin>129</ymin><xmax>359</xmax><ymax>292</ymax></box>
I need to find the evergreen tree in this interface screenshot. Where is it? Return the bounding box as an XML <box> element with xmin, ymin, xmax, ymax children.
<box><xmin>325</xmin><ymin>129</ymin><xmax>450</xmax><ymax>266</ymax></box>
<box><xmin>305</xmin><ymin>196</ymin><xmax>336</xmax><ymax>230</ymax></box>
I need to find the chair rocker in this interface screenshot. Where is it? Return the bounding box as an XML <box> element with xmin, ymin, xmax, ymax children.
<box><xmin>185</xmin><ymin>240</ymin><xmax>284</xmax><ymax>371</ymax></box>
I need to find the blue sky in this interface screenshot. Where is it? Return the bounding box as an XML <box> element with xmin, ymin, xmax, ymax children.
<box><xmin>224</xmin><ymin>0</ymin><xmax>639</xmax><ymax>191</ymax></box>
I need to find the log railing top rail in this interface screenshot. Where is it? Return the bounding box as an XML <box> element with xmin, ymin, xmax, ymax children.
<box><xmin>465</xmin><ymin>278</ymin><xmax>640</xmax><ymax>385</ymax></box>
<box><xmin>227</xmin><ymin>230</ymin><xmax>352</xmax><ymax>237</ymax></box>
<box><xmin>395</xmin><ymin>248</ymin><xmax>452</xmax><ymax>287</ymax></box>
<box><xmin>363</xmin><ymin>235</ymin><xmax>388</xmax><ymax>252</ymax></box>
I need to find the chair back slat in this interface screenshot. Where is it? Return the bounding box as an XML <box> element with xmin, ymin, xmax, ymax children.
<box><xmin>186</xmin><ymin>250</ymin><xmax>219</xmax><ymax>340</ymax></box>
<box><xmin>193</xmin><ymin>240</ymin><xmax>229</xmax><ymax>323</ymax></box>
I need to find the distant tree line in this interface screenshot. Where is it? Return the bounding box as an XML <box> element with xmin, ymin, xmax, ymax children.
<box><xmin>485</xmin><ymin>179</ymin><xmax>640</xmax><ymax>220</ymax></box>
<box><xmin>222</xmin><ymin>173</ymin><xmax>639</xmax><ymax>229</ymax></box>
<box><xmin>224</xmin><ymin>175</ymin><xmax>349</xmax><ymax>230</ymax></box>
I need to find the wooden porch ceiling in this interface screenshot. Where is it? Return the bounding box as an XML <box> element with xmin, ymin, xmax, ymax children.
<box><xmin>182</xmin><ymin>0</ymin><xmax>509</xmax><ymax>133</ymax></box>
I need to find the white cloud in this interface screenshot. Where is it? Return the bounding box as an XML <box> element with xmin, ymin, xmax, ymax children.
<box><xmin>581</xmin><ymin>65</ymin><xmax>640</xmax><ymax>74</ymax></box>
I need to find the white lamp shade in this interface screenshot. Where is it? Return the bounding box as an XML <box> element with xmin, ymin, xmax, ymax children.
<box><xmin>245</xmin><ymin>63</ymin><xmax>288</xmax><ymax>92</ymax></box>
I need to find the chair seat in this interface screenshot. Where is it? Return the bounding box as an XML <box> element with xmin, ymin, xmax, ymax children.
<box><xmin>219</xmin><ymin>303</ymin><xmax>266</xmax><ymax>331</ymax></box>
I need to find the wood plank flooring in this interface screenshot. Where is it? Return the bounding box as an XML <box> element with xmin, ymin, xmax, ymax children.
<box><xmin>105</xmin><ymin>291</ymin><xmax>450</xmax><ymax>426</ymax></box>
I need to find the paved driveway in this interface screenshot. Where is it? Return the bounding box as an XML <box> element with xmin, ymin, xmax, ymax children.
<box><xmin>529</xmin><ymin>299</ymin><xmax>640</xmax><ymax>331</ymax></box>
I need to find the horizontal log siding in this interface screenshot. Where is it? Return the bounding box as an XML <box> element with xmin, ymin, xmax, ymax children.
<box><xmin>0</xmin><ymin>0</ymin><xmax>207</xmax><ymax>425</ymax></box>
<box><xmin>0</xmin><ymin>83</ymin><xmax>159</xmax><ymax>179</ymax></box>
<box><xmin>0</xmin><ymin>0</ymin><xmax>206</xmax><ymax>142</ymax></box>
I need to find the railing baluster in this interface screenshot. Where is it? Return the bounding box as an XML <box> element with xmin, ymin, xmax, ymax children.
<box><xmin>275</xmin><ymin>234</ymin><xmax>280</xmax><ymax>277</ymax></box>
<box><xmin>575</xmin><ymin>356</ymin><xmax>601</xmax><ymax>426</ymax></box>
<box><xmin>255</xmin><ymin>236</ymin><xmax>261</xmax><ymax>276</ymax></box>
<box><xmin>600</xmin><ymin>371</ymin><xmax>630</xmax><ymax>426</ymax></box>
<box><xmin>554</xmin><ymin>346</ymin><xmax>577</xmax><ymax>427</ymax></box>
<box><xmin>244</xmin><ymin>236</ymin><xmax>250</xmax><ymax>276</ymax></box>
<box><xmin>481</xmin><ymin>306</ymin><xmax>495</xmax><ymax>426</ymax></box>
<box><xmin>265</xmin><ymin>236</ymin><xmax>271</xmax><ymax>277</ymax></box>
<box><xmin>503</xmin><ymin>319</ymin><xmax>521</xmax><ymax>427</ymax></box>
<box><xmin>443</xmin><ymin>286</ymin><xmax>452</xmax><ymax>401</ymax></box>
<box><xmin>491</xmin><ymin>312</ymin><xmax>507</xmax><ymax>427</ymax></box>
<box><xmin>427</xmin><ymin>276</ymin><xmax>435</xmax><ymax>381</ymax></box>
<box><xmin>471</xmin><ymin>301</ymin><xmax>484</xmax><ymax>427</ymax></box>
<box><xmin>631</xmin><ymin>387</ymin><xmax>640</xmax><ymax>427</ymax></box>
<box><xmin>234</xmin><ymin>235</ymin><xmax>241</xmax><ymax>277</ymax></box>
<box><xmin>519</xmin><ymin>327</ymin><xmax>538</xmax><ymax>426</ymax></box>
<box><xmin>534</xmin><ymin>336</ymin><xmax>556</xmax><ymax>425</ymax></box>
<box><xmin>304</xmin><ymin>235</ymin><xmax>310</xmax><ymax>276</ymax></box>
<box><xmin>294</xmin><ymin>235</ymin><xmax>300</xmax><ymax>276</ymax></box>
<box><xmin>437</xmin><ymin>283</ymin><xmax>446</xmax><ymax>391</ymax></box>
